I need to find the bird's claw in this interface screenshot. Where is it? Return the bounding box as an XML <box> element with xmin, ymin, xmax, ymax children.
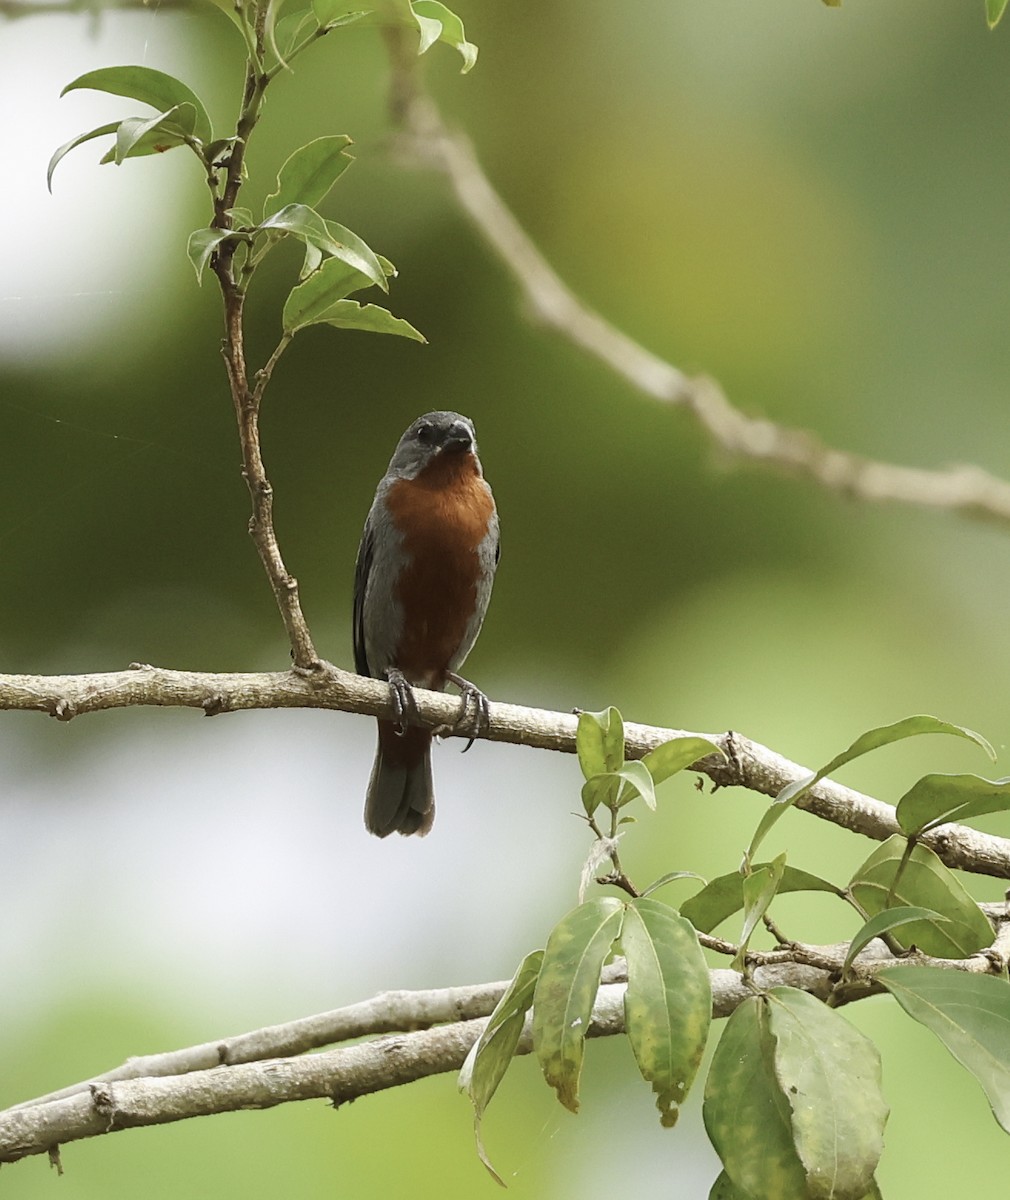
<box><xmin>446</xmin><ymin>671</ymin><xmax>490</xmax><ymax>752</ymax></box>
<box><xmin>385</xmin><ymin>667</ymin><xmax>418</xmax><ymax>736</ymax></box>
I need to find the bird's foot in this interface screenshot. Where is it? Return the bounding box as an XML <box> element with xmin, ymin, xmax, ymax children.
<box><xmin>446</xmin><ymin>671</ymin><xmax>490</xmax><ymax>753</ymax></box>
<box><xmin>385</xmin><ymin>667</ymin><xmax>419</xmax><ymax>736</ymax></box>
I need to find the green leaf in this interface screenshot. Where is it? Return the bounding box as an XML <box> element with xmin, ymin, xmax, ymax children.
<box><xmin>622</xmin><ymin>897</ymin><xmax>711</xmax><ymax>1127</ymax></box>
<box><xmin>704</xmin><ymin>997</ymin><xmax>809</xmax><ymax>1200</ymax></box>
<box><xmin>532</xmin><ymin>898</ymin><xmax>624</xmax><ymax>1114</ymax></box>
<box><xmin>735</xmin><ymin>854</ymin><xmax>786</xmax><ymax>968</ymax></box>
<box><xmin>896</xmin><ymin>773</ymin><xmax>1010</xmax><ymax>837</ymax></box>
<box><xmin>114</xmin><ymin>106</ymin><xmax>191</xmax><ymax>165</ymax></box>
<box><xmin>878</xmin><ymin>965</ymin><xmax>1010</xmax><ymax>1131</ymax></box>
<box><xmin>263</xmin><ymin>135</ymin><xmax>354</xmax><ymax>218</ymax></box>
<box><xmin>47</xmin><ymin>122</ymin><xmax>119</xmax><ymax>191</ymax></box>
<box><xmin>747</xmin><ymin>715</ymin><xmax>995</xmax><ymax>863</ymax></box>
<box><xmin>259</xmin><ymin>205</ymin><xmax>387</xmax><ymax>290</ymax></box>
<box><xmin>614</xmin><ymin>760</ymin><xmax>657</xmax><ymax>810</ymax></box>
<box><xmin>204</xmin><ymin>0</ymin><xmax>247</xmax><ymax>32</ymax></box>
<box><xmin>639</xmin><ymin>735</ymin><xmax>723</xmax><ymax>786</ymax></box>
<box><xmin>708</xmin><ymin>1172</ymin><xmax>748</xmax><ymax>1200</ymax></box>
<box><xmin>312</xmin><ymin>0</ymin><xmax>368</xmax><ymax>25</ymax></box>
<box><xmin>641</xmin><ymin>870</ymin><xmax>707</xmax><ymax>899</ymax></box>
<box><xmin>412</xmin><ymin>0</ymin><xmax>478</xmax><ymax>71</ymax></box>
<box><xmin>576</xmin><ymin>708</ymin><xmax>625</xmax><ymax>780</ymax></box>
<box><xmin>99</xmin><ymin>124</ymin><xmax>188</xmax><ymax>166</ymax></box>
<box><xmin>62</xmin><ymin>65</ymin><xmax>213</xmax><ymax>144</ymax></box>
<box><xmin>459</xmin><ymin>949</ymin><xmax>543</xmax><ymax>1186</ymax></box>
<box><xmin>987</xmin><ymin>0</ymin><xmax>1010</xmax><ymax>28</ymax></box>
<box><xmin>186</xmin><ymin>227</ymin><xmax>234</xmax><ymax>284</ymax></box>
<box><xmin>310</xmin><ymin>300</ymin><xmax>426</xmax><ymax>342</ymax></box>
<box><xmin>843</xmin><ymin>906</ymin><xmax>949</xmax><ymax>974</ymax></box>
<box><xmin>283</xmin><ymin>253</ymin><xmax>395</xmax><ymax>331</ymax></box>
<box><xmin>681</xmin><ymin>865</ymin><xmax>842</xmax><ymax>934</ymax></box>
<box><xmin>274</xmin><ymin>8</ymin><xmax>320</xmax><ymax>56</ymax></box>
<box><xmin>850</xmin><ymin>836</ymin><xmax>993</xmax><ymax>958</ymax></box>
<box><xmin>766</xmin><ymin>988</ymin><xmax>888</xmax><ymax>1199</ymax></box>
<box><xmin>581</xmin><ymin>771</ymin><xmax>620</xmax><ymax>817</ymax></box>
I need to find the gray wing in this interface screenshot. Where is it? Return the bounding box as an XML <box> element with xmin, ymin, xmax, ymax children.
<box><xmin>352</xmin><ymin>517</ymin><xmax>374</xmax><ymax>677</ymax></box>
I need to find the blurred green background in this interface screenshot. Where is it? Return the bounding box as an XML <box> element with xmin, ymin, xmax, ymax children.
<box><xmin>2</xmin><ymin>0</ymin><xmax>1010</xmax><ymax>1195</ymax></box>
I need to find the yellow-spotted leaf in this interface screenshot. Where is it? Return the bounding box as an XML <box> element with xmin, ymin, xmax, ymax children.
<box><xmin>766</xmin><ymin>988</ymin><xmax>888</xmax><ymax>1199</ymax></box>
<box><xmin>622</xmin><ymin>897</ymin><xmax>711</xmax><ymax>1127</ymax></box>
<box><xmin>532</xmin><ymin>898</ymin><xmax>624</xmax><ymax>1113</ymax></box>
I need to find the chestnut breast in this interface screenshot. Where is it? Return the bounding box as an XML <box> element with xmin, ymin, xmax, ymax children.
<box><xmin>384</xmin><ymin>450</ymin><xmax>496</xmax><ymax>687</ymax></box>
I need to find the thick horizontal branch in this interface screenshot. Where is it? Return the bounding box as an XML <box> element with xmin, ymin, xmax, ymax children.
<box><xmin>384</xmin><ymin>57</ymin><xmax>1010</xmax><ymax>529</ymax></box>
<box><xmin>2</xmin><ymin>663</ymin><xmax>1009</xmax><ymax>880</ymax></box>
<box><xmin>5</xmin><ymin>920</ymin><xmax>1008</xmax><ymax>1166</ymax></box>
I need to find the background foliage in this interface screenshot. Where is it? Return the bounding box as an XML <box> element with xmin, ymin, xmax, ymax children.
<box><xmin>2</xmin><ymin>1</ymin><xmax>1010</xmax><ymax>1195</ymax></box>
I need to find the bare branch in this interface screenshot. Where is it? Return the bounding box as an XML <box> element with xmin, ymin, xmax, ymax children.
<box><xmin>4</xmin><ymin>921</ymin><xmax>1007</xmax><ymax>1166</ymax></box>
<box><xmin>1</xmin><ymin>663</ymin><xmax>1008</xmax><ymax>879</ymax></box>
<box><xmin>382</xmin><ymin>39</ymin><xmax>1010</xmax><ymax>530</ymax></box>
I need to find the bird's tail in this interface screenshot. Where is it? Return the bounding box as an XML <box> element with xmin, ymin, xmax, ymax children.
<box><xmin>364</xmin><ymin>721</ymin><xmax>435</xmax><ymax>837</ymax></box>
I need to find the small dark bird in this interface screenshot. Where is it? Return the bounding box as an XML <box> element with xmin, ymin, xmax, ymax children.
<box><xmin>353</xmin><ymin>412</ymin><xmax>499</xmax><ymax>837</ymax></box>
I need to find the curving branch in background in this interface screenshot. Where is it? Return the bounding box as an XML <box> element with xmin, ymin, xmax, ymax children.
<box><xmin>383</xmin><ymin>34</ymin><xmax>1010</xmax><ymax>529</ymax></box>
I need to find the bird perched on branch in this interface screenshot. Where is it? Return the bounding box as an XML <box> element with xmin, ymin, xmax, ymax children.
<box><xmin>353</xmin><ymin>411</ymin><xmax>499</xmax><ymax>837</ymax></box>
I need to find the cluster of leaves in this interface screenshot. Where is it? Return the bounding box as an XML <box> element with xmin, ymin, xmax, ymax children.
<box><xmin>462</xmin><ymin>709</ymin><xmax>1010</xmax><ymax>1198</ymax></box>
<box><xmin>47</xmin><ymin>0</ymin><xmax>478</xmax><ymax>345</ymax></box>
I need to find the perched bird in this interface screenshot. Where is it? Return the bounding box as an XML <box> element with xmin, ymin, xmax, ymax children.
<box><xmin>353</xmin><ymin>411</ymin><xmax>499</xmax><ymax>837</ymax></box>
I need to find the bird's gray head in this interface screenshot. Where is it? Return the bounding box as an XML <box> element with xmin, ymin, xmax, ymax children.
<box><xmin>387</xmin><ymin>411</ymin><xmax>479</xmax><ymax>479</ymax></box>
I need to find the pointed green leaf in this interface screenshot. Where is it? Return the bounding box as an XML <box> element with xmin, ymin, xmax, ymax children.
<box><xmin>878</xmin><ymin>965</ymin><xmax>1010</xmax><ymax>1131</ymax></box>
<box><xmin>681</xmin><ymin>865</ymin><xmax>842</xmax><ymax>934</ymax></box>
<box><xmin>532</xmin><ymin>898</ymin><xmax>624</xmax><ymax>1114</ymax></box>
<box><xmin>987</xmin><ymin>0</ymin><xmax>1010</xmax><ymax>28</ymax></box>
<box><xmin>748</xmin><ymin>715</ymin><xmax>995</xmax><ymax>863</ymax></box>
<box><xmin>640</xmin><ymin>735</ymin><xmax>723</xmax><ymax>786</ymax></box>
<box><xmin>842</xmin><ymin>906</ymin><xmax>949</xmax><ymax>974</ymax></box>
<box><xmin>735</xmin><ymin>854</ymin><xmax>786</xmax><ymax>968</ymax></box>
<box><xmin>412</xmin><ymin>0</ymin><xmax>477</xmax><ymax>71</ymax></box>
<box><xmin>766</xmin><ymin>988</ymin><xmax>888</xmax><ymax>1199</ymax></box>
<box><xmin>312</xmin><ymin>0</ymin><xmax>368</xmax><ymax>25</ymax></box>
<box><xmin>576</xmin><ymin>707</ymin><xmax>624</xmax><ymax>781</ymax></box>
<box><xmin>47</xmin><ymin>122</ymin><xmax>119</xmax><ymax>191</ymax></box>
<box><xmin>641</xmin><ymin>870</ymin><xmax>707</xmax><ymax>899</ymax></box>
<box><xmin>259</xmin><ymin>205</ymin><xmax>387</xmax><ymax>290</ymax></box>
<box><xmin>323</xmin><ymin>220</ymin><xmax>387</xmax><ymax>290</ymax></box>
<box><xmin>312</xmin><ymin>300</ymin><xmax>426</xmax><ymax>342</ymax></box>
<box><xmin>186</xmin><ymin>227</ymin><xmax>234</xmax><ymax>284</ymax></box>
<box><xmin>704</xmin><ymin>997</ymin><xmax>809</xmax><ymax>1200</ymax></box>
<box><xmin>459</xmin><ymin>949</ymin><xmax>543</xmax><ymax>1186</ymax></box>
<box><xmin>274</xmin><ymin>8</ymin><xmax>320</xmax><ymax>56</ymax></box>
<box><xmin>263</xmin><ymin>135</ymin><xmax>354</xmax><ymax>217</ymax></box>
<box><xmin>114</xmin><ymin>106</ymin><xmax>191</xmax><ymax>164</ymax></box>
<box><xmin>897</xmin><ymin>773</ymin><xmax>1010</xmax><ymax>837</ymax></box>
<box><xmin>99</xmin><ymin>124</ymin><xmax>188</xmax><ymax>166</ymax></box>
<box><xmin>283</xmin><ymin>252</ymin><xmax>395</xmax><ymax>331</ymax></box>
<box><xmin>62</xmin><ymin>65</ymin><xmax>212</xmax><ymax>144</ymax></box>
<box><xmin>581</xmin><ymin>771</ymin><xmax>620</xmax><ymax>817</ymax></box>
<box><xmin>850</xmin><ymin>836</ymin><xmax>993</xmax><ymax>958</ymax></box>
<box><xmin>622</xmin><ymin>897</ymin><xmax>711</xmax><ymax>1127</ymax></box>
<box><xmin>614</xmin><ymin>760</ymin><xmax>657</xmax><ymax>810</ymax></box>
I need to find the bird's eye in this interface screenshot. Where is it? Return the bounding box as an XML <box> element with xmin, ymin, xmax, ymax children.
<box><xmin>415</xmin><ymin>422</ymin><xmax>435</xmax><ymax>444</ymax></box>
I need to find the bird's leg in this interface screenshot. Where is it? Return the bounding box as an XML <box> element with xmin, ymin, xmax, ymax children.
<box><xmin>385</xmin><ymin>667</ymin><xmax>418</xmax><ymax>736</ymax></box>
<box><xmin>445</xmin><ymin>671</ymin><xmax>490</xmax><ymax>753</ymax></box>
